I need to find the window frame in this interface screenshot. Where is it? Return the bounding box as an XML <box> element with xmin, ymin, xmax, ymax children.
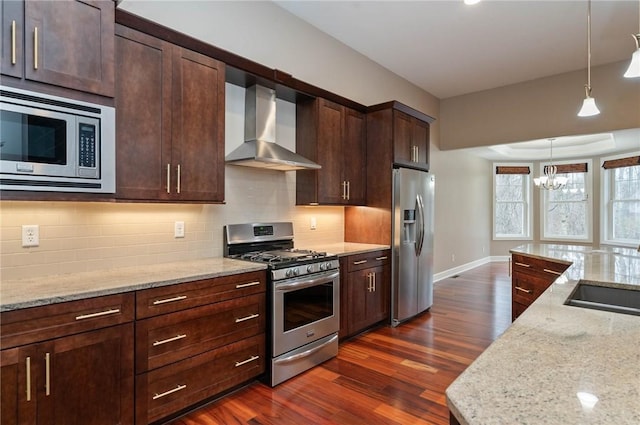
<box><xmin>600</xmin><ymin>151</ymin><xmax>640</xmax><ymax>248</ymax></box>
<box><xmin>539</xmin><ymin>158</ymin><xmax>593</xmax><ymax>243</ymax></box>
<box><xmin>492</xmin><ymin>162</ymin><xmax>533</xmax><ymax>241</ymax></box>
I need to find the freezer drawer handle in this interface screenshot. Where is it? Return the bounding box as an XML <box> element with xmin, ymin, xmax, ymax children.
<box><xmin>353</xmin><ymin>260</ymin><xmax>368</xmax><ymax>265</ymax></box>
<box><xmin>514</xmin><ymin>286</ymin><xmax>533</xmax><ymax>294</ymax></box>
<box><xmin>153</xmin><ymin>334</ymin><xmax>187</xmax><ymax>347</ymax></box>
<box><xmin>152</xmin><ymin>295</ymin><xmax>187</xmax><ymax>305</ymax></box>
<box><xmin>75</xmin><ymin>308</ymin><xmax>120</xmax><ymax>320</ymax></box>
<box><xmin>235</xmin><ymin>355</ymin><xmax>260</xmax><ymax>367</ymax></box>
<box><xmin>514</xmin><ymin>262</ymin><xmax>531</xmax><ymax>268</ymax></box>
<box><xmin>543</xmin><ymin>268</ymin><xmax>563</xmax><ymax>276</ymax></box>
<box><xmin>236</xmin><ymin>281</ymin><xmax>261</xmax><ymax>289</ymax></box>
<box><xmin>235</xmin><ymin>313</ymin><xmax>259</xmax><ymax>323</ymax></box>
<box><xmin>152</xmin><ymin>384</ymin><xmax>186</xmax><ymax>400</ymax></box>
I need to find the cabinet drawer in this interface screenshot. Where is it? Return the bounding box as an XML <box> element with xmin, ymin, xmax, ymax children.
<box><xmin>512</xmin><ymin>273</ymin><xmax>549</xmax><ymax>306</ymax></box>
<box><xmin>512</xmin><ymin>301</ymin><xmax>528</xmax><ymax>321</ymax></box>
<box><xmin>136</xmin><ymin>293</ymin><xmax>265</xmax><ymax>373</ymax></box>
<box><xmin>512</xmin><ymin>253</ymin><xmax>570</xmax><ymax>276</ymax></box>
<box><xmin>136</xmin><ymin>334</ymin><xmax>265</xmax><ymax>425</ymax></box>
<box><xmin>136</xmin><ymin>271</ymin><xmax>266</xmax><ymax>319</ymax></box>
<box><xmin>0</xmin><ymin>293</ymin><xmax>134</xmax><ymax>349</ymax></box>
<box><xmin>346</xmin><ymin>250</ymin><xmax>390</xmax><ymax>272</ymax></box>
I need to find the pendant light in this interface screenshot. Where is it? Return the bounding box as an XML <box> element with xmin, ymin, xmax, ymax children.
<box><xmin>623</xmin><ymin>0</ymin><xmax>640</xmax><ymax>78</ymax></box>
<box><xmin>577</xmin><ymin>0</ymin><xmax>600</xmax><ymax>117</ymax></box>
<box><xmin>534</xmin><ymin>139</ymin><xmax>568</xmax><ymax>190</ymax></box>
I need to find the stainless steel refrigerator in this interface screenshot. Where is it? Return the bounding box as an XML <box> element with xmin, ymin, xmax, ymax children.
<box><xmin>391</xmin><ymin>167</ymin><xmax>435</xmax><ymax>326</ymax></box>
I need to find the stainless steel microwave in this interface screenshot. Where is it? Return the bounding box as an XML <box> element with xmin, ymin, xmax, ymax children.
<box><xmin>0</xmin><ymin>86</ymin><xmax>115</xmax><ymax>193</ymax></box>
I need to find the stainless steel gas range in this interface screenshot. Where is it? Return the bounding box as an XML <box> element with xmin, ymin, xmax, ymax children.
<box><xmin>224</xmin><ymin>222</ymin><xmax>339</xmax><ymax>386</ymax></box>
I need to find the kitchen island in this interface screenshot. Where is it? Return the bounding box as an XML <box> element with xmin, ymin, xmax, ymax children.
<box><xmin>446</xmin><ymin>244</ymin><xmax>640</xmax><ymax>425</ymax></box>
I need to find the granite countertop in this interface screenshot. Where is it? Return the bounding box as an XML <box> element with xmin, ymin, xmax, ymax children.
<box><xmin>0</xmin><ymin>258</ymin><xmax>267</xmax><ymax>312</ymax></box>
<box><xmin>299</xmin><ymin>242</ymin><xmax>390</xmax><ymax>257</ymax></box>
<box><xmin>446</xmin><ymin>244</ymin><xmax>640</xmax><ymax>425</ymax></box>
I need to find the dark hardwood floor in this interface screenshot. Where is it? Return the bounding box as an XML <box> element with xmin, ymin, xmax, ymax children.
<box><xmin>171</xmin><ymin>262</ymin><xmax>512</xmax><ymax>425</ymax></box>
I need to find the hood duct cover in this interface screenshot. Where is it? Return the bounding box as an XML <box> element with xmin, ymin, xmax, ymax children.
<box><xmin>225</xmin><ymin>85</ymin><xmax>321</xmax><ymax>171</ymax></box>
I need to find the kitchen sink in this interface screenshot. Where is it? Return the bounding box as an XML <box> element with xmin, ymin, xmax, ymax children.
<box><xmin>564</xmin><ymin>282</ymin><xmax>640</xmax><ymax>316</ymax></box>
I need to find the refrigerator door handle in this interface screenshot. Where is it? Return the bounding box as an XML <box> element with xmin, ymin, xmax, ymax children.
<box><xmin>415</xmin><ymin>194</ymin><xmax>425</xmax><ymax>256</ymax></box>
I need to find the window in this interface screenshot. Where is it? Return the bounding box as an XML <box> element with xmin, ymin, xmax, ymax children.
<box><xmin>540</xmin><ymin>160</ymin><xmax>592</xmax><ymax>242</ymax></box>
<box><xmin>602</xmin><ymin>153</ymin><xmax>640</xmax><ymax>246</ymax></box>
<box><xmin>493</xmin><ymin>164</ymin><xmax>532</xmax><ymax>239</ymax></box>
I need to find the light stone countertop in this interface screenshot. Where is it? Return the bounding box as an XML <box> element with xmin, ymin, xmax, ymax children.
<box><xmin>446</xmin><ymin>244</ymin><xmax>640</xmax><ymax>425</ymax></box>
<box><xmin>298</xmin><ymin>242</ymin><xmax>390</xmax><ymax>257</ymax></box>
<box><xmin>0</xmin><ymin>258</ymin><xmax>267</xmax><ymax>312</ymax></box>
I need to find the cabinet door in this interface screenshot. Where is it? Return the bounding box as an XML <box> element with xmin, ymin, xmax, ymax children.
<box><xmin>368</xmin><ymin>265</ymin><xmax>390</xmax><ymax>324</ymax></box>
<box><xmin>170</xmin><ymin>46</ymin><xmax>225</xmax><ymax>202</ymax></box>
<box><xmin>412</xmin><ymin>118</ymin><xmax>429</xmax><ymax>167</ymax></box>
<box><xmin>343</xmin><ymin>107</ymin><xmax>366</xmax><ymax>205</ymax></box>
<box><xmin>24</xmin><ymin>0</ymin><xmax>114</xmax><ymax>96</ymax></box>
<box><xmin>1</xmin><ymin>0</ymin><xmax>23</xmax><ymax>78</ymax></box>
<box><xmin>115</xmin><ymin>25</ymin><xmax>172</xmax><ymax>200</ymax></box>
<box><xmin>316</xmin><ymin>99</ymin><xmax>345</xmax><ymax>204</ymax></box>
<box><xmin>393</xmin><ymin>110</ymin><xmax>413</xmax><ymax>163</ymax></box>
<box><xmin>36</xmin><ymin>324</ymin><xmax>134</xmax><ymax>425</ymax></box>
<box><xmin>0</xmin><ymin>346</ymin><xmax>37</xmax><ymax>425</ymax></box>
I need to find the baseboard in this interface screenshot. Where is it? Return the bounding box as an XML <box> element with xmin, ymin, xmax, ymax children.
<box><xmin>434</xmin><ymin>256</ymin><xmax>509</xmax><ymax>283</ymax></box>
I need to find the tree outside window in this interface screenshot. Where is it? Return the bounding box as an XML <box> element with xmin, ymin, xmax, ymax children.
<box><xmin>602</xmin><ymin>154</ymin><xmax>640</xmax><ymax>246</ymax></box>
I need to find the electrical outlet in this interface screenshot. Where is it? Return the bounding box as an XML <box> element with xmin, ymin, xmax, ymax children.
<box><xmin>310</xmin><ymin>217</ymin><xmax>317</xmax><ymax>230</ymax></box>
<box><xmin>174</xmin><ymin>221</ymin><xmax>185</xmax><ymax>238</ymax></box>
<box><xmin>22</xmin><ymin>225</ymin><xmax>40</xmax><ymax>247</ymax></box>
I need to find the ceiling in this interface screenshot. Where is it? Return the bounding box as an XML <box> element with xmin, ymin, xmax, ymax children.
<box><xmin>274</xmin><ymin>0</ymin><xmax>640</xmax><ymax>160</ymax></box>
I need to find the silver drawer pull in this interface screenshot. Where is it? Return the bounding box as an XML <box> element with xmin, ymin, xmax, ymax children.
<box><xmin>235</xmin><ymin>355</ymin><xmax>259</xmax><ymax>367</ymax></box>
<box><xmin>514</xmin><ymin>262</ymin><xmax>531</xmax><ymax>268</ymax></box>
<box><xmin>75</xmin><ymin>308</ymin><xmax>120</xmax><ymax>320</ymax></box>
<box><xmin>236</xmin><ymin>281</ymin><xmax>260</xmax><ymax>289</ymax></box>
<box><xmin>375</xmin><ymin>256</ymin><xmax>388</xmax><ymax>261</ymax></box>
<box><xmin>353</xmin><ymin>260</ymin><xmax>368</xmax><ymax>265</ymax></box>
<box><xmin>153</xmin><ymin>334</ymin><xmax>187</xmax><ymax>347</ymax></box>
<box><xmin>235</xmin><ymin>313</ymin><xmax>259</xmax><ymax>323</ymax></box>
<box><xmin>515</xmin><ymin>286</ymin><xmax>533</xmax><ymax>294</ymax></box>
<box><xmin>543</xmin><ymin>268</ymin><xmax>563</xmax><ymax>276</ymax></box>
<box><xmin>152</xmin><ymin>295</ymin><xmax>187</xmax><ymax>305</ymax></box>
<box><xmin>152</xmin><ymin>384</ymin><xmax>186</xmax><ymax>400</ymax></box>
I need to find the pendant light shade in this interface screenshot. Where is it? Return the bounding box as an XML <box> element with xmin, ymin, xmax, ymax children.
<box><xmin>577</xmin><ymin>86</ymin><xmax>600</xmax><ymax>117</ymax></box>
<box><xmin>578</xmin><ymin>0</ymin><xmax>600</xmax><ymax>117</ymax></box>
<box><xmin>623</xmin><ymin>18</ymin><xmax>640</xmax><ymax>78</ymax></box>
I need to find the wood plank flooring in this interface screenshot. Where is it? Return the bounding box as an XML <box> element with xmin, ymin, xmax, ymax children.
<box><xmin>171</xmin><ymin>262</ymin><xmax>512</xmax><ymax>425</ymax></box>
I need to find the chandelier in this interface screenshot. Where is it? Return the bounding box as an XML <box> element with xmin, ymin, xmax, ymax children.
<box><xmin>534</xmin><ymin>139</ymin><xmax>568</xmax><ymax>190</ymax></box>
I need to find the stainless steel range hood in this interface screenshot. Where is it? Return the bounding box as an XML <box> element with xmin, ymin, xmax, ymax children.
<box><xmin>225</xmin><ymin>85</ymin><xmax>321</xmax><ymax>171</ymax></box>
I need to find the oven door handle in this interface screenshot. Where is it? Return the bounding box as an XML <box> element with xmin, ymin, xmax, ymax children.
<box><xmin>273</xmin><ymin>334</ymin><xmax>339</xmax><ymax>365</ymax></box>
<box><xmin>274</xmin><ymin>271</ymin><xmax>340</xmax><ymax>293</ymax></box>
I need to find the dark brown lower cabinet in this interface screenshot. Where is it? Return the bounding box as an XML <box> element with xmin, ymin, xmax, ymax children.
<box><xmin>511</xmin><ymin>253</ymin><xmax>570</xmax><ymax>321</ymax></box>
<box><xmin>340</xmin><ymin>250</ymin><xmax>391</xmax><ymax>339</ymax></box>
<box><xmin>0</xmin><ymin>324</ymin><xmax>134</xmax><ymax>425</ymax></box>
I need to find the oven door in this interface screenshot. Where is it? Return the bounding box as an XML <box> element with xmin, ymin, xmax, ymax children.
<box><xmin>272</xmin><ymin>269</ymin><xmax>340</xmax><ymax>357</ymax></box>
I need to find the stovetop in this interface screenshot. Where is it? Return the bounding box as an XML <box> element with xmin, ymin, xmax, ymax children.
<box><xmin>232</xmin><ymin>249</ymin><xmax>335</xmax><ymax>269</ymax></box>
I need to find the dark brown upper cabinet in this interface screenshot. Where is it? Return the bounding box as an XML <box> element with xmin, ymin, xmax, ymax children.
<box><xmin>296</xmin><ymin>98</ymin><xmax>366</xmax><ymax>205</ymax></box>
<box><xmin>1</xmin><ymin>0</ymin><xmax>114</xmax><ymax>97</ymax></box>
<box><xmin>115</xmin><ymin>25</ymin><xmax>225</xmax><ymax>203</ymax></box>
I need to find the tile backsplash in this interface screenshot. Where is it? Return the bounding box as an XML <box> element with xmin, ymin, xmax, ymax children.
<box><xmin>0</xmin><ymin>168</ymin><xmax>344</xmax><ymax>280</ymax></box>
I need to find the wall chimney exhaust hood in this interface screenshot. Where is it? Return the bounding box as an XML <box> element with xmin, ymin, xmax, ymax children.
<box><xmin>225</xmin><ymin>85</ymin><xmax>321</xmax><ymax>171</ymax></box>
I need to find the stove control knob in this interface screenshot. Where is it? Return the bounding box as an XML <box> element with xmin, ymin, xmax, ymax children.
<box><xmin>293</xmin><ymin>268</ymin><xmax>300</xmax><ymax>276</ymax></box>
<box><xmin>307</xmin><ymin>265</ymin><xmax>314</xmax><ymax>273</ymax></box>
<box><xmin>319</xmin><ymin>263</ymin><xmax>327</xmax><ymax>271</ymax></box>
<box><xmin>325</xmin><ymin>262</ymin><xmax>333</xmax><ymax>270</ymax></box>
<box><xmin>285</xmin><ymin>269</ymin><xmax>292</xmax><ymax>278</ymax></box>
